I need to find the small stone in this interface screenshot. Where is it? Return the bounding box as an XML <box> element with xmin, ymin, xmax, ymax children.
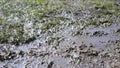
<box><xmin>111</xmin><ymin>62</ymin><xmax>120</xmax><ymax>68</ymax></box>
<box><xmin>116</xmin><ymin>29</ymin><xmax>120</xmax><ymax>33</ymax></box>
<box><xmin>47</xmin><ymin>61</ymin><xmax>54</xmax><ymax>68</ymax></box>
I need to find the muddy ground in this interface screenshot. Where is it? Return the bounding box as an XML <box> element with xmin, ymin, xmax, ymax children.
<box><xmin>0</xmin><ymin>0</ymin><xmax>120</xmax><ymax>68</ymax></box>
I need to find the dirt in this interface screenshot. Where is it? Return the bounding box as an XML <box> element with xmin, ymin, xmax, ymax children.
<box><xmin>0</xmin><ymin>19</ymin><xmax>120</xmax><ymax>68</ymax></box>
<box><xmin>0</xmin><ymin>0</ymin><xmax>120</xmax><ymax>68</ymax></box>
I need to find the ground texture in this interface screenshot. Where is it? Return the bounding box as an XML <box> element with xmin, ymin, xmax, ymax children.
<box><xmin>0</xmin><ymin>0</ymin><xmax>120</xmax><ymax>68</ymax></box>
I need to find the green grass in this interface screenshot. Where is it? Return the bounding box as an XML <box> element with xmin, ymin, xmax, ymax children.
<box><xmin>41</xmin><ymin>20</ymin><xmax>58</xmax><ymax>30</ymax></box>
<box><xmin>0</xmin><ymin>0</ymin><xmax>119</xmax><ymax>45</ymax></box>
<box><xmin>78</xmin><ymin>0</ymin><xmax>120</xmax><ymax>26</ymax></box>
<box><xmin>78</xmin><ymin>0</ymin><xmax>120</xmax><ymax>15</ymax></box>
<box><xmin>41</xmin><ymin>16</ymin><xmax>68</xmax><ymax>31</ymax></box>
<box><xmin>90</xmin><ymin>0</ymin><xmax>116</xmax><ymax>9</ymax></box>
<box><xmin>90</xmin><ymin>0</ymin><xmax>120</xmax><ymax>15</ymax></box>
<box><xmin>0</xmin><ymin>22</ymin><xmax>36</xmax><ymax>45</ymax></box>
<box><xmin>31</xmin><ymin>0</ymin><xmax>64</xmax><ymax>17</ymax></box>
<box><xmin>0</xmin><ymin>0</ymin><xmax>65</xmax><ymax>45</ymax></box>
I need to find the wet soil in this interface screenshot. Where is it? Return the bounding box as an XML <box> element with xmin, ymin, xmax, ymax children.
<box><xmin>0</xmin><ymin>0</ymin><xmax>120</xmax><ymax>68</ymax></box>
<box><xmin>0</xmin><ymin>22</ymin><xmax>120</xmax><ymax>68</ymax></box>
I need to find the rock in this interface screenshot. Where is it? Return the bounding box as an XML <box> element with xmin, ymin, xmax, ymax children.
<box><xmin>116</xmin><ymin>29</ymin><xmax>120</xmax><ymax>33</ymax></box>
<box><xmin>111</xmin><ymin>62</ymin><xmax>120</xmax><ymax>68</ymax></box>
<box><xmin>92</xmin><ymin>31</ymin><xmax>108</xmax><ymax>36</ymax></box>
<box><xmin>47</xmin><ymin>61</ymin><xmax>54</xmax><ymax>68</ymax></box>
<box><xmin>0</xmin><ymin>51</ymin><xmax>17</xmax><ymax>61</ymax></box>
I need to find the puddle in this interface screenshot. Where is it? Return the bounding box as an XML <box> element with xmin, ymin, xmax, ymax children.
<box><xmin>59</xmin><ymin>23</ymin><xmax>120</xmax><ymax>50</ymax></box>
<box><xmin>1</xmin><ymin>22</ymin><xmax>119</xmax><ymax>68</ymax></box>
<box><xmin>85</xmin><ymin>23</ymin><xmax>120</xmax><ymax>34</ymax></box>
<box><xmin>18</xmin><ymin>39</ymin><xmax>42</xmax><ymax>52</ymax></box>
<box><xmin>73</xmin><ymin>35</ymin><xmax>120</xmax><ymax>49</ymax></box>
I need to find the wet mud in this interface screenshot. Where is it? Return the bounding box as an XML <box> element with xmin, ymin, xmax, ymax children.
<box><xmin>0</xmin><ymin>22</ymin><xmax>120</xmax><ymax>68</ymax></box>
<box><xmin>0</xmin><ymin>0</ymin><xmax>120</xmax><ymax>68</ymax></box>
